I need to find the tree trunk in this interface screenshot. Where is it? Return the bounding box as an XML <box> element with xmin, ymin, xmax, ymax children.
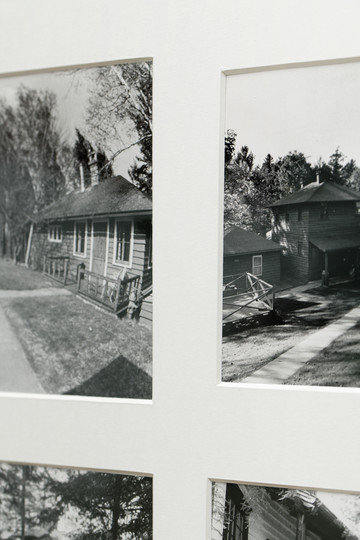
<box><xmin>20</xmin><ymin>466</ymin><xmax>26</xmax><ymax>540</ymax></box>
<box><xmin>111</xmin><ymin>476</ymin><xmax>123</xmax><ymax>540</ymax></box>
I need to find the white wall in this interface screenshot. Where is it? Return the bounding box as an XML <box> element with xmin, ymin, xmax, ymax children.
<box><xmin>0</xmin><ymin>1</ymin><xmax>360</xmax><ymax>539</ymax></box>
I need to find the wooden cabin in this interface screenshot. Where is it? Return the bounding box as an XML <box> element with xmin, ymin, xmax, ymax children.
<box><xmin>212</xmin><ymin>483</ymin><xmax>355</xmax><ymax>540</ymax></box>
<box><xmin>30</xmin><ymin>175</ymin><xmax>152</xmax><ymax>323</ymax></box>
<box><xmin>269</xmin><ymin>180</ymin><xmax>360</xmax><ymax>283</ymax></box>
<box><xmin>224</xmin><ymin>226</ymin><xmax>282</xmax><ymax>286</ymax></box>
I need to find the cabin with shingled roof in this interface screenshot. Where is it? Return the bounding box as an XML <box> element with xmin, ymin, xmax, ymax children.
<box><xmin>269</xmin><ymin>179</ymin><xmax>360</xmax><ymax>283</ymax></box>
<box><xmin>29</xmin><ymin>166</ymin><xmax>152</xmax><ymax>324</ymax></box>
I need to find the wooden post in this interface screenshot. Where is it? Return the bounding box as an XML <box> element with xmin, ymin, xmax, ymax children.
<box><xmin>24</xmin><ymin>222</ymin><xmax>34</xmax><ymax>267</ymax></box>
<box><xmin>77</xmin><ymin>267</ymin><xmax>82</xmax><ymax>292</ymax></box>
<box><xmin>43</xmin><ymin>255</ymin><xmax>46</xmax><ymax>274</ymax></box>
<box><xmin>64</xmin><ymin>259</ymin><xmax>69</xmax><ymax>285</ymax></box>
<box><xmin>114</xmin><ymin>276</ymin><xmax>122</xmax><ymax>313</ymax></box>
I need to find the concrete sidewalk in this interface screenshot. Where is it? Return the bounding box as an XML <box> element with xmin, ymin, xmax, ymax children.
<box><xmin>0</xmin><ymin>287</ymin><xmax>71</xmax><ymax>299</ymax></box>
<box><xmin>242</xmin><ymin>305</ymin><xmax>360</xmax><ymax>384</ymax></box>
<box><xmin>0</xmin><ymin>305</ymin><xmax>44</xmax><ymax>393</ymax></box>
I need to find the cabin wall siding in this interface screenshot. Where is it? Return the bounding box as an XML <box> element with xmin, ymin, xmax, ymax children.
<box><xmin>308</xmin><ymin>201</ymin><xmax>359</xmax><ymax>232</ymax></box>
<box><xmin>272</xmin><ymin>201</ymin><xmax>360</xmax><ymax>283</ymax></box>
<box><xmin>33</xmin><ymin>215</ymin><xmax>152</xmax><ymax>291</ymax></box>
<box><xmin>139</xmin><ymin>293</ymin><xmax>152</xmax><ymax>326</ymax></box>
<box><xmin>223</xmin><ymin>251</ymin><xmax>281</xmax><ymax>285</ymax></box>
<box><xmin>242</xmin><ymin>487</ymin><xmax>322</xmax><ymax>540</ymax></box>
<box><xmin>272</xmin><ymin>205</ymin><xmax>310</xmax><ymax>282</ymax></box>
<box><xmin>212</xmin><ymin>485</ymin><xmax>324</xmax><ymax>540</ymax></box>
<box><xmin>106</xmin><ymin>217</ymin><xmax>151</xmax><ymax>290</ymax></box>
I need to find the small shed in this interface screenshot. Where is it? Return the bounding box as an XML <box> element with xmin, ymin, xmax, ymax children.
<box><xmin>223</xmin><ymin>226</ymin><xmax>282</xmax><ymax>286</ymax></box>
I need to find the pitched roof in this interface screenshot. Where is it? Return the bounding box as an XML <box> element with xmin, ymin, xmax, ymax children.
<box><xmin>224</xmin><ymin>225</ymin><xmax>282</xmax><ymax>256</ymax></box>
<box><xmin>36</xmin><ymin>176</ymin><xmax>152</xmax><ymax>221</ymax></box>
<box><xmin>270</xmin><ymin>181</ymin><xmax>360</xmax><ymax>207</ymax></box>
<box><xmin>310</xmin><ymin>230</ymin><xmax>360</xmax><ymax>252</ymax></box>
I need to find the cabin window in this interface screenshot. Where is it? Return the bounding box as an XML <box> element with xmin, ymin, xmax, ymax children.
<box><xmin>114</xmin><ymin>220</ymin><xmax>132</xmax><ymax>265</ymax></box>
<box><xmin>297</xmin><ymin>241</ymin><xmax>303</xmax><ymax>255</ymax></box>
<box><xmin>356</xmin><ymin>202</ymin><xmax>360</xmax><ymax>215</ymax></box>
<box><xmin>74</xmin><ymin>221</ymin><xmax>86</xmax><ymax>256</ymax></box>
<box><xmin>320</xmin><ymin>202</ymin><xmax>328</xmax><ymax>220</ymax></box>
<box><xmin>297</xmin><ymin>207</ymin><xmax>302</xmax><ymax>221</ymax></box>
<box><xmin>48</xmin><ymin>225</ymin><xmax>62</xmax><ymax>242</ymax></box>
<box><xmin>223</xmin><ymin>485</ymin><xmax>249</xmax><ymax>540</ymax></box>
<box><xmin>252</xmin><ymin>255</ymin><xmax>262</xmax><ymax>277</ymax></box>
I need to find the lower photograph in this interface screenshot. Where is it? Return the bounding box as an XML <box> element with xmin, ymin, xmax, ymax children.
<box><xmin>0</xmin><ymin>462</ymin><xmax>152</xmax><ymax>539</ymax></box>
<box><xmin>212</xmin><ymin>481</ymin><xmax>360</xmax><ymax>540</ymax></box>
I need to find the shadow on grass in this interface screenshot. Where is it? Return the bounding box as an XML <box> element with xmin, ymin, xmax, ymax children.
<box><xmin>286</xmin><ymin>323</ymin><xmax>360</xmax><ymax>387</ymax></box>
<box><xmin>65</xmin><ymin>355</ymin><xmax>152</xmax><ymax>399</ymax></box>
<box><xmin>275</xmin><ymin>297</ymin><xmax>318</xmax><ymax>312</ymax></box>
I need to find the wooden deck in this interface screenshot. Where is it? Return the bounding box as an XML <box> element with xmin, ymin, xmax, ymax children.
<box><xmin>223</xmin><ymin>272</ymin><xmax>274</xmax><ymax>323</ymax></box>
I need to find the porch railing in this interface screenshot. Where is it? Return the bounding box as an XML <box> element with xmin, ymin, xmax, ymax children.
<box><xmin>223</xmin><ymin>272</ymin><xmax>274</xmax><ymax>321</ymax></box>
<box><xmin>43</xmin><ymin>256</ymin><xmax>70</xmax><ymax>285</ymax></box>
<box><xmin>77</xmin><ymin>269</ymin><xmax>141</xmax><ymax>315</ymax></box>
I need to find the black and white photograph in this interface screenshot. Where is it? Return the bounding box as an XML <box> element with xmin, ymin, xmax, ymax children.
<box><xmin>0</xmin><ymin>60</ymin><xmax>152</xmax><ymax>399</ymax></box>
<box><xmin>212</xmin><ymin>482</ymin><xmax>360</xmax><ymax>540</ymax></box>
<box><xmin>223</xmin><ymin>60</ymin><xmax>360</xmax><ymax>387</ymax></box>
<box><xmin>0</xmin><ymin>462</ymin><xmax>152</xmax><ymax>539</ymax></box>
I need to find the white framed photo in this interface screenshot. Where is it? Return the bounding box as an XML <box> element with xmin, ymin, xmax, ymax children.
<box><xmin>222</xmin><ymin>59</ymin><xmax>360</xmax><ymax>388</ymax></box>
<box><xmin>0</xmin><ymin>60</ymin><xmax>152</xmax><ymax>400</ymax></box>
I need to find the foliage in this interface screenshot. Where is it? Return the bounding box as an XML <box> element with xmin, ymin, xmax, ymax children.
<box><xmin>0</xmin><ymin>100</ymin><xmax>35</xmax><ymax>258</ymax></box>
<box><xmin>0</xmin><ymin>86</ymin><xmax>70</xmax><ymax>260</ymax></box>
<box><xmin>46</xmin><ymin>469</ymin><xmax>152</xmax><ymax>539</ymax></box>
<box><xmin>0</xmin><ymin>464</ymin><xmax>63</xmax><ymax>537</ymax></box>
<box><xmin>14</xmin><ymin>86</ymin><xmax>67</xmax><ymax>209</ymax></box>
<box><xmin>85</xmin><ymin>62</ymin><xmax>153</xmax><ymax>193</ymax></box>
<box><xmin>0</xmin><ymin>464</ymin><xmax>152</xmax><ymax>539</ymax></box>
<box><xmin>223</xmin><ymin>130</ymin><xmax>359</xmax><ymax>234</ymax></box>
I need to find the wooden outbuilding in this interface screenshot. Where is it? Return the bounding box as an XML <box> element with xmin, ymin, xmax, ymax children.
<box><xmin>270</xmin><ymin>180</ymin><xmax>360</xmax><ymax>283</ymax></box>
<box><xmin>224</xmin><ymin>226</ymin><xmax>282</xmax><ymax>286</ymax></box>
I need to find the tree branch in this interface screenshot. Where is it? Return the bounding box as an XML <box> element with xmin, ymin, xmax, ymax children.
<box><xmin>98</xmin><ymin>134</ymin><xmax>152</xmax><ymax>175</ymax></box>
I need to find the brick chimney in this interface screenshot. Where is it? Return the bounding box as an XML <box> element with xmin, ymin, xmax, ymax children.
<box><xmin>88</xmin><ymin>150</ymin><xmax>99</xmax><ymax>186</ymax></box>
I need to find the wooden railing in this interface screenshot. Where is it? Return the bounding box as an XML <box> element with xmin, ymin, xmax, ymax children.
<box><xmin>77</xmin><ymin>269</ymin><xmax>141</xmax><ymax>315</ymax></box>
<box><xmin>43</xmin><ymin>256</ymin><xmax>70</xmax><ymax>285</ymax></box>
<box><xmin>223</xmin><ymin>272</ymin><xmax>274</xmax><ymax>321</ymax></box>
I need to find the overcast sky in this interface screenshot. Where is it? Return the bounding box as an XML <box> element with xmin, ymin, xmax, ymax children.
<box><xmin>0</xmin><ymin>65</ymin><xmax>138</xmax><ymax>179</ymax></box>
<box><xmin>226</xmin><ymin>61</ymin><xmax>360</xmax><ymax>167</ymax></box>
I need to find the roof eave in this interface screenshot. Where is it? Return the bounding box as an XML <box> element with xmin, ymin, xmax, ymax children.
<box><xmin>224</xmin><ymin>248</ymin><xmax>282</xmax><ymax>256</ymax></box>
<box><xmin>36</xmin><ymin>209</ymin><xmax>152</xmax><ymax>222</ymax></box>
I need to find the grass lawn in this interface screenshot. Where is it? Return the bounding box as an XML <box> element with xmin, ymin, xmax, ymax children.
<box><xmin>222</xmin><ymin>281</ymin><xmax>360</xmax><ymax>384</ymax></box>
<box><xmin>0</xmin><ymin>258</ymin><xmax>55</xmax><ymax>290</ymax></box>
<box><xmin>285</xmin><ymin>320</ymin><xmax>360</xmax><ymax>387</ymax></box>
<box><xmin>2</xmin><ymin>295</ymin><xmax>152</xmax><ymax>399</ymax></box>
